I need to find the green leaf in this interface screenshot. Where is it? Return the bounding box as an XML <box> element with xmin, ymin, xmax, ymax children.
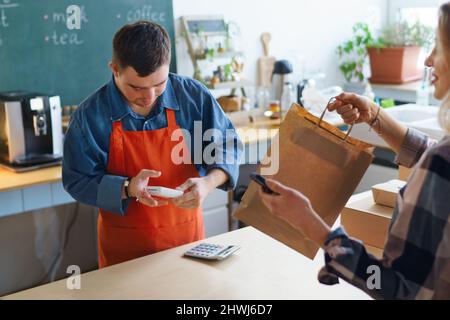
<box><xmin>344</xmin><ymin>41</ymin><xmax>354</xmax><ymax>53</ymax></box>
<box><xmin>358</xmin><ymin>73</ymin><xmax>364</xmax><ymax>82</ymax></box>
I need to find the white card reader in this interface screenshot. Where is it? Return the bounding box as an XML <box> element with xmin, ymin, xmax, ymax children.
<box><xmin>147</xmin><ymin>186</ymin><xmax>184</xmax><ymax>199</ymax></box>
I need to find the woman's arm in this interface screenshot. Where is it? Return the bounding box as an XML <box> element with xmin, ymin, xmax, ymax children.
<box><xmin>320</xmin><ymin>141</ymin><xmax>450</xmax><ymax>299</ymax></box>
<box><xmin>329</xmin><ymin>92</ymin><xmax>440</xmax><ymax>168</ymax></box>
<box><xmin>260</xmin><ymin>145</ymin><xmax>450</xmax><ymax>299</ymax></box>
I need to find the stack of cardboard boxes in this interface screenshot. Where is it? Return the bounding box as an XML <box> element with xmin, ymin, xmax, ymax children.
<box><xmin>340</xmin><ymin>166</ymin><xmax>412</xmax><ymax>258</ymax></box>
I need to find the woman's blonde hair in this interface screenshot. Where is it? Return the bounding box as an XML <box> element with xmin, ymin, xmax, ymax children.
<box><xmin>439</xmin><ymin>96</ymin><xmax>450</xmax><ymax>132</ymax></box>
<box><xmin>438</xmin><ymin>3</ymin><xmax>450</xmax><ymax>132</ymax></box>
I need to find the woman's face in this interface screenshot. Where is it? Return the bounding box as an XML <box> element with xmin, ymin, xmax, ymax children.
<box><xmin>426</xmin><ymin>33</ymin><xmax>450</xmax><ymax>100</ymax></box>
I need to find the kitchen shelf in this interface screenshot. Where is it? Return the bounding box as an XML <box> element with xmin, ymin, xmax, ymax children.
<box><xmin>207</xmin><ymin>79</ymin><xmax>252</xmax><ymax>90</ymax></box>
<box><xmin>195</xmin><ymin>51</ymin><xmax>245</xmax><ymax>61</ymax></box>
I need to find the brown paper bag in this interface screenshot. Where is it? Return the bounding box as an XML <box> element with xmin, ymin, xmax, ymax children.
<box><xmin>233</xmin><ymin>103</ymin><xmax>374</xmax><ymax>259</ymax></box>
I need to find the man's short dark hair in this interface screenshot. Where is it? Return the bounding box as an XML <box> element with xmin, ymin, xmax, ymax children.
<box><xmin>112</xmin><ymin>20</ymin><xmax>171</xmax><ymax>77</ymax></box>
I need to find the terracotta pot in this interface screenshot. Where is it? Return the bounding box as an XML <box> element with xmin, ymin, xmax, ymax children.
<box><xmin>367</xmin><ymin>46</ymin><xmax>423</xmax><ymax>84</ymax></box>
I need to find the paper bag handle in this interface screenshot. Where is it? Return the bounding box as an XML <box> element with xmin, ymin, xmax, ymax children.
<box><xmin>317</xmin><ymin>98</ymin><xmax>354</xmax><ymax>142</ymax></box>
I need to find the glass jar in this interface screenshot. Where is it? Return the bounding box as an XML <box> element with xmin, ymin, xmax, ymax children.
<box><xmin>256</xmin><ymin>87</ymin><xmax>270</xmax><ymax>111</ymax></box>
<box><xmin>269</xmin><ymin>100</ymin><xmax>281</xmax><ymax>119</ymax></box>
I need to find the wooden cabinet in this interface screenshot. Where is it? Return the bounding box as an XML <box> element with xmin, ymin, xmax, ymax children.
<box><xmin>0</xmin><ymin>181</ymin><xmax>74</xmax><ymax>218</ymax></box>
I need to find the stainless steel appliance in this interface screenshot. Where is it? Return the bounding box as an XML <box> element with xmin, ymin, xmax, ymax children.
<box><xmin>0</xmin><ymin>91</ymin><xmax>63</xmax><ymax>172</ymax></box>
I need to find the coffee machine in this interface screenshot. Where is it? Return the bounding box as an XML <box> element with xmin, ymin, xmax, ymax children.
<box><xmin>0</xmin><ymin>92</ymin><xmax>63</xmax><ymax>172</ymax></box>
<box><xmin>271</xmin><ymin>60</ymin><xmax>293</xmax><ymax>102</ymax></box>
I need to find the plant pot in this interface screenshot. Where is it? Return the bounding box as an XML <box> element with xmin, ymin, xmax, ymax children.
<box><xmin>367</xmin><ymin>46</ymin><xmax>423</xmax><ymax>84</ymax></box>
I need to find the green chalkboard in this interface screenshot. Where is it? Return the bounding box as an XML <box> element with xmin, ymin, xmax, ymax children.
<box><xmin>0</xmin><ymin>0</ymin><xmax>176</xmax><ymax>105</ymax></box>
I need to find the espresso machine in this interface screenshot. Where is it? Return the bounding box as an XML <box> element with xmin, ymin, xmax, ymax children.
<box><xmin>0</xmin><ymin>92</ymin><xmax>63</xmax><ymax>172</ymax></box>
<box><xmin>271</xmin><ymin>60</ymin><xmax>293</xmax><ymax>102</ymax></box>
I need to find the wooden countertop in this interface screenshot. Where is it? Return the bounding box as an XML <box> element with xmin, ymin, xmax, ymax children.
<box><xmin>2</xmin><ymin>226</ymin><xmax>370</xmax><ymax>300</ymax></box>
<box><xmin>0</xmin><ymin>165</ymin><xmax>62</xmax><ymax>193</ymax></box>
<box><xmin>233</xmin><ymin>115</ymin><xmax>344</xmax><ymax>145</ymax></box>
<box><xmin>234</xmin><ymin>119</ymin><xmax>280</xmax><ymax>145</ymax></box>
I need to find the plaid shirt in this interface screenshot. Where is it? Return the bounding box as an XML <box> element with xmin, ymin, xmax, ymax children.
<box><xmin>318</xmin><ymin>128</ymin><xmax>450</xmax><ymax>300</ymax></box>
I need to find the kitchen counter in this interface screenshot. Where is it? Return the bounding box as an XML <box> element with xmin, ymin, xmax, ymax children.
<box><xmin>0</xmin><ymin>166</ymin><xmax>63</xmax><ymax>193</ymax></box>
<box><xmin>344</xmin><ymin>81</ymin><xmax>440</xmax><ymax>106</ymax></box>
<box><xmin>2</xmin><ymin>226</ymin><xmax>370</xmax><ymax>300</ymax></box>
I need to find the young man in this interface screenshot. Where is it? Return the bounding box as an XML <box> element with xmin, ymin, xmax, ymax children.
<box><xmin>63</xmin><ymin>21</ymin><xmax>243</xmax><ymax>268</ymax></box>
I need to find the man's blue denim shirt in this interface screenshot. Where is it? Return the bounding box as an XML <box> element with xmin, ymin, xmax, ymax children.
<box><xmin>62</xmin><ymin>73</ymin><xmax>243</xmax><ymax>215</ymax></box>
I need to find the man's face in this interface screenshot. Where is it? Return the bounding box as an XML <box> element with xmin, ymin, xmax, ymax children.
<box><xmin>110</xmin><ymin>63</ymin><xmax>169</xmax><ymax>110</ymax></box>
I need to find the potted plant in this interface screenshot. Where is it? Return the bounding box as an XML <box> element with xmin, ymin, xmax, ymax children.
<box><xmin>338</xmin><ymin>21</ymin><xmax>434</xmax><ymax>84</ymax></box>
<box><xmin>368</xmin><ymin>21</ymin><xmax>434</xmax><ymax>84</ymax></box>
<box><xmin>337</xmin><ymin>23</ymin><xmax>378</xmax><ymax>83</ymax></box>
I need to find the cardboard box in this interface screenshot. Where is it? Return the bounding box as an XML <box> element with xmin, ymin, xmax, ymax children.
<box><xmin>371</xmin><ymin>179</ymin><xmax>406</xmax><ymax>208</ymax></box>
<box><xmin>341</xmin><ymin>192</ymin><xmax>394</xmax><ymax>249</ymax></box>
<box><xmin>365</xmin><ymin>245</ymin><xmax>384</xmax><ymax>259</ymax></box>
<box><xmin>399</xmin><ymin>165</ymin><xmax>413</xmax><ymax>181</ymax></box>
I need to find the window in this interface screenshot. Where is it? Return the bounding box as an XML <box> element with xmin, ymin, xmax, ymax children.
<box><xmin>388</xmin><ymin>0</ymin><xmax>440</xmax><ymax>27</ymax></box>
<box><xmin>388</xmin><ymin>0</ymin><xmax>440</xmax><ymax>68</ymax></box>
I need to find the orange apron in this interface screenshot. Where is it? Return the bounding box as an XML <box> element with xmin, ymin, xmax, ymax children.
<box><xmin>97</xmin><ymin>109</ymin><xmax>205</xmax><ymax>268</ymax></box>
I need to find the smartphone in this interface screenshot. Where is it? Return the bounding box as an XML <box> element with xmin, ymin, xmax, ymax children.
<box><xmin>250</xmin><ymin>173</ymin><xmax>280</xmax><ymax>195</ymax></box>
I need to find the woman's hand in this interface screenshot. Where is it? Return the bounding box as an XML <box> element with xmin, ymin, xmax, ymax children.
<box><xmin>328</xmin><ymin>92</ymin><xmax>379</xmax><ymax>125</ymax></box>
<box><xmin>259</xmin><ymin>179</ymin><xmax>331</xmax><ymax>247</ymax></box>
<box><xmin>329</xmin><ymin>91</ymin><xmax>408</xmax><ymax>153</ymax></box>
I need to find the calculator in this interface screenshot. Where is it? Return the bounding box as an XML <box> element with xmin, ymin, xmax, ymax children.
<box><xmin>184</xmin><ymin>243</ymin><xmax>241</xmax><ymax>260</ymax></box>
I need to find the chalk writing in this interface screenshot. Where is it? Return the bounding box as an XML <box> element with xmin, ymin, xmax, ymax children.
<box><xmin>0</xmin><ymin>0</ymin><xmax>19</xmax><ymax>28</ymax></box>
<box><xmin>126</xmin><ymin>5</ymin><xmax>165</xmax><ymax>22</ymax></box>
<box><xmin>52</xmin><ymin>5</ymin><xmax>88</xmax><ymax>25</ymax></box>
<box><xmin>48</xmin><ymin>30</ymin><xmax>84</xmax><ymax>45</ymax></box>
<box><xmin>45</xmin><ymin>5</ymin><xmax>87</xmax><ymax>45</ymax></box>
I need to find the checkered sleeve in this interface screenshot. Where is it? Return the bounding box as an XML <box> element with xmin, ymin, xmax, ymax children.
<box><xmin>319</xmin><ymin>138</ymin><xmax>450</xmax><ymax>300</ymax></box>
<box><xmin>396</xmin><ymin>128</ymin><xmax>438</xmax><ymax>168</ymax></box>
<box><xmin>318</xmin><ymin>227</ymin><xmax>400</xmax><ymax>300</ymax></box>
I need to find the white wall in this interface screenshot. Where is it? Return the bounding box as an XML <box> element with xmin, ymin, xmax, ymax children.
<box><xmin>173</xmin><ymin>0</ymin><xmax>388</xmax><ymax>91</ymax></box>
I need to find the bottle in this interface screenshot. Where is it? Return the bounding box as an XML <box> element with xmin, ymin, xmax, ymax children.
<box><xmin>281</xmin><ymin>82</ymin><xmax>295</xmax><ymax>113</ymax></box>
<box><xmin>416</xmin><ymin>68</ymin><xmax>430</xmax><ymax>107</ymax></box>
<box><xmin>363</xmin><ymin>82</ymin><xmax>375</xmax><ymax>101</ymax></box>
<box><xmin>256</xmin><ymin>87</ymin><xmax>270</xmax><ymax>111</ymax></box>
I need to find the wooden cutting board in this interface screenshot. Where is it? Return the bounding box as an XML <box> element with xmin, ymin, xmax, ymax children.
<box><xmin>258</xmin><ymin>32</ymin><xmax>276</xmax><ymax>88</ymax></box>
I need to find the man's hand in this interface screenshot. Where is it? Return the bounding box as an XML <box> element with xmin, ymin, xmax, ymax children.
<box><xmin>172</xmin><ymin>177</ymin><xmax>214</xmax><ymax>209</ymax></box>
<box><xmin>126</xmin><ymin>169</ymin><xmax>168</xmax><ymax>207</ymax></box>
<box><xmin>172</xmin><ymin>169</ymin><xmax>228</xmax><ymax>209</ymax></box>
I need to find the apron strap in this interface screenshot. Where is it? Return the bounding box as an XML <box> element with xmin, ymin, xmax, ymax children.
<box><xmin>107</xmin><ymin>120</ymin><xmax>127</xmax><ymax>174</ymax></box>
<box><xmin>166</xmin><ymin>109</ymin><xmax>177</xmax><ymax>130</ymax></box>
